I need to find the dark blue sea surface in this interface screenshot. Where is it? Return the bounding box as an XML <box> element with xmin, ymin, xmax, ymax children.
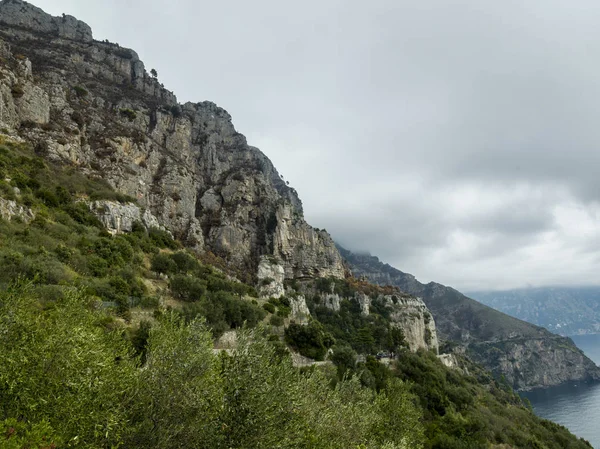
<box><xmin>521</xmin><ymin>334</ymin><xmax>600</xmax><ymax>448</ymax></box>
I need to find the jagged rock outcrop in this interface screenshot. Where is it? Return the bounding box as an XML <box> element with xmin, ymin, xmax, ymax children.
<box><xmin>338</xmin><ymin>244</ymin><xmax>600</xmax><ymax>390</ymax></box>
<box><xmin>0</xmin><ymin>0</ymin><xmax>344</xmax><ymax>282</ymax></box>
<box><xmin>388</xmin><ymin>295</ymin><xmax>439</xmax><ymax>353</ymax></box>
<box><xmin>317</xmin><ymin>285</ymin><xmax>439</xmax><ymax>353</ymax></box>
<box><xmin>470</xmin><ymin>336</ymin><xmax>599</xmax><ymax>391</ymax></box>
<box><xmin>322</xmin><ymin>293</ymin><xmax>342</xmax><ymax>312</ymax></box>
<box><xmin>356</xmin><ymin>292</ymin><xmax>371</xmax><ymax>316</ymax></box>
<box><xmin>0</xmin><ymin>197</ymin><xmax>34</xmax><ymax>222</ymax></box>
<box><xmin>0</xmin><ymin>0</ymin><xmax>434</xmax><ymax>365</ymax></box>
<box><xmin>88</xmin><ymin>200</ymin><xmax>163</xmax><ymax>234</ymax></box>
<box><xmin>438</xmin><ymin>353</ymin><xmax>459</xmax><ymax>369</ymax></box>
<box><xmin>256</xmin><ymin>256</ymin><xmax>285</xmax><ymax>298</ymax></box>
<box><xmin>0</xmin><ymin>0</ymin><xmax>92</xmax><ymax>42</ymax></box>
<box><xmin>289</xmin><ymin>294</ymin><xmax>310</xmax><ymax>324</ymax></box>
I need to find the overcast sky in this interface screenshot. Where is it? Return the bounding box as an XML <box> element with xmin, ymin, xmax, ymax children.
<box><xmin>31</xmin><ymin>0</ymin><xmax>600</xmax><ymax>291</ymax></box>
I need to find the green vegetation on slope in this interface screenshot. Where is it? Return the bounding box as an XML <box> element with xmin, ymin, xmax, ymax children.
<box><xmin>295</xmin><ymin>276</ymin><xmax>593</xmax><ymax>449</ymax></box>
<box><xmin>0</xmin><ymin>137</ymin><xmax>593</xmax><ymax>449</ymax></box>
<box><xmin>0</xmin><ymin>284</ymin><xmax>424</xmax><ymax>449</ymax></box>
<box><xmin>0</xmin><ymin>137</ymin><xmax>264</xmax><ymax>334</ymax></box>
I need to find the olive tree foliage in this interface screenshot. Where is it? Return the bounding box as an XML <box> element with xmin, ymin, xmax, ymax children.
<box><xmin>371</xmin><ymin>379</ymin><xmax>426</xmax><ymax>449</ymax></box>
<box><xmin>126</xmin><ymin>313</ymin><xmax>223</xmax><ymax>449</ymax></box>
<box><xmin>0</xmin><ymin>284</ymin><xmax>424</xmax><ymax>449</ymax></box>
<box><xmin>0</xmin><ymin>284</ymin><xmax>137</xmax><ymax>448</ymax></box>
<box><xmin>219</xmin><ymin>328</ymin><xmax>425</xmax><ymax>449</ymax></box>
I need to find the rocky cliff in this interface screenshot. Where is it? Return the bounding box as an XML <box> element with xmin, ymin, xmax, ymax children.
<box><xmin>0</xmin><ymin>0</ymin><xmax>344</xmax><ymax>281</ymax></box>
<box><xmin>338</xmin><ymin>245</ymin><xmax>600</xmax><ymax>390</ymax></box>
<box><xmin>317</xmin><ymin>288</ymin><xmax>439</xmax><ymax>353</ymax></box>
<box><xmin>254</xmin><ymin>255</ymin><xmax>439</xmax><ymax>353</ymax></box>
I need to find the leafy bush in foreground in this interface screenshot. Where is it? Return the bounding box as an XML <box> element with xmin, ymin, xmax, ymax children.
<box><xmin>0</xmin><ymin>284</ymin><xmax>424</xmax><ymax>449</ymax></box>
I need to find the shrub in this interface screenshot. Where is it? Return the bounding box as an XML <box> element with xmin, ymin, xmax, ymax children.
<box><xmin>34</xmin><ymin>188</ymin><xmax>60</xmax><ymax>207</ymax></box>
<box><xmin>269</xmin><ymin>314</ymin><xmax>284</xmax><ymax>327</ymax></box>
<box><xmin>151</xmin><ymin>253</ymin><xmax>177</xmax><ymax>274</ymax></box>
<box><xmin>91</xmin><ymin>236</ymin><xmax>134</xmax><ymax>266</ymax></box>
<box><xmin>170</xmin><ymin>105</ymin><xmax>182</xmax><ymax>118</ymax></box>
<box><xmin>330</xmin><ymin>345</ymin><xmax>357</xmax><ymax>374</ymax></box>
<box><xmin>11</xmin><ymin>84</ymin><xmax>25</xmax><ymax>98</ymax></box>
<box><xmin>73</xmin><ymin>85</ymin><xmax>88</xmax><ymax>98</ymax></box>
<box><xmin>119</xmin><ymin>108</ymin><xmax>137</xmax><ymax>121</ymax></box>
<box><xmin>218</xmin><ymin>292</ymin><xmax>266</xmax><ymax>329</ymax></box>
<box><xmin>276</xmin><ymin>305</ymin><xmax>291</xmax><ymax>318</ymax></box>
<box><xmin>171</xmin><ymin>251</ymin><xmax>198</xmax><ymax>273</ymax></box>
<box><xmin>263</xmin><ymin>302</ymin><xmax>275</xmax><ymax>314</ymax></box>
<box><xmin>315</xmin><ymin>277</ymin><xmax>333</xmax><ymax>293</ymax></box>
<box><xmin>285</xmin><ymin>321</ymin><xmax>335</xmax><ymax>361</ymax></box>
<box><xmin>86</xmin><ymin>255</ymin><xmax>109</xmax><ymax>277</ymax></box>
<box><xmin>170</xmin><ymin>275</ymin><xmax>206</xmax><ymax>301</ymax></box>
<box><xmin>148</xmin><ymin>228</ymin><xmax>178</xmax><ymax>249</ymax></box>
<box><xmin>0</xmin><ymin>418</ymin><xmax>62</xmax><ymax>449</ymax></box>
<box><xmin>0</xmin><ymin>285</ymin><xmax>137</xmax><ymax>447</ymax></box>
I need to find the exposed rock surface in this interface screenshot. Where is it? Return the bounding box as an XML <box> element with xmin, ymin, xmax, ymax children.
<box><xmin>0</xmin><ymin>0</ymin><xmax>344</xmax><ymax>282</ymax></box>
<box><xmin>388</xmin><ymin>295</ymin><xmax>439</xmax><ymax>353</ymax></box>
<box><xmin>89</xmin><ymin>200</ymin><xmax>163</xmax><ymax>234</ymax></box>
<box><xmin>289</xmin><ymin>294</ymin><xmax>310</xmax><ymax>324</ymax></box>
<box><xmin>0</xmin><ymin>197</ymin><xmax>34</xmax><ymax>222</ymax></box>
<box><xmin>256</xmin><ymin>256</ymin><xmax>285</xmax><ymax>298</ymax></box>
<box><xmin>317</xmin><ymin>286</ymin><xmax>439</xmax><ymax>353</ymax></box>
<box><xmin>338</xmin><ymin>244</ymin><xmax>600</xmax><ymax>390</ymax></box>
<box><xmin>214</xmin><ymin>330</ymin><xmax>237</xmax><ymax>351</ymax></box>
<box><xmin>0</xmin><ymin>0</ymin><xmax>92</xmax><ymax>42</ymax></box>
<box><xmin>356</xmin><ymin>292</ymin><xmax>371</xmax><ymax>316</ymax></box>
<box><xmin>438</xmin><ymin>353</ymin><xmax>459</xmax><ymax>370</ymax></box>
<box><xmin>322</xmin><ymin>293</ymin><xmax>342</xmax><ymax>312</ymax></box>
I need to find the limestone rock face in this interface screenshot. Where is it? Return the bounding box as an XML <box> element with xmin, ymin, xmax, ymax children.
<box><xmin>257</xmin><ymin>256</ymin><xmax>285</xmax><ymax>299</ymax></box>
<box><xmin>470</xmin><ymin>336</ymin><xmax>600</xmax><ymax>391</ymax></box>
<box><xmin>317</xmin><ymin>288</ymin><xmax>439</xmax><ymax>353</ymax></box>
<box><xmin>272</xmin><ymin>204</ymin><xmax>344</xmax><ymax>279</ymax></box>
<box><xmin>0</xmin><ymin>0</ymin><xmax>93</xmax><ymax>42</ymax></box>
<box><xmin>0</xmin><ymin>2</ymin><xmax>345</xmax><ymax>281</ymax></box>
<box><xmin>438</xmin><ymin>353</ymin><xmax>460</xmax><ymax>370</ymax></box>
<box><xmin>88</xmin><ymin>200</ymin><xmax>164</xmax><ymax>235</ymax></box>
<box><xmin>289</xmin><ymin>295</ymin><xmax>310</xmax><ymax>324</ymax></box>
<box><xmin>339</xmin><ymin>244</ymin><xmax>600</xmax><ymax>390</ymax></box>
<box><xmin>388</xmin><ymin>295</ymin><xmax>439</xmax><ymax>353</ymax></box>
<box><xmin>0</xmin><ymin>197</ymin><xmax>34</xmax><ymax>222</ymax></box>
<box><xmin>323</xmin><ymin>293</ymin><xmax>342</xmax><ymax>312</ymax></box>
<box><xmin>356</xmin><ymin>292</ymin><xmax>371</xmax><ymax>316</ymax></box>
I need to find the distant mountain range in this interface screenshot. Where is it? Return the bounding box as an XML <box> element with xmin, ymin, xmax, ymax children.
<box><xmin>469</xmin><ymin>287</ymin><xmax>600</xmax><ymax>336</ymax></box>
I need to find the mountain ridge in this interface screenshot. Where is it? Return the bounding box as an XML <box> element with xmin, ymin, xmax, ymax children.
<box><xmin>0</xmin><ymin>0</ymin><xmax>344</xmax><ymax>282</ymax></box>
<box><xmin>470</xmin><ymin>286</ymin><xmax>600</xmax><ymax>336</ymax></box>
<box><xmin>0</xmin><ymin>2</ymin><xmax>597</xmax><ymax>447</ymax></box>
<box><xmin>1</xmin><ymin>0</ymin><xmax>598</xmax><ymax>393</ymax></box>
<box><xmin>337</xmin><ymin>244</ymin><xmax>600</xmax><ymax>390</ymax></box>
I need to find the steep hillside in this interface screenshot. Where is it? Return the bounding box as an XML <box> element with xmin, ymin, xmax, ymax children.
<box><xmin>0</xmin><ymin>136</ymin><xmax>592</xmax><ymax>449</ymax></box>
<box><xmin>338</xmin><ymin>245</ymin><xmax>600</xmax><ymax>391</ymax></box>
<box><xmin>0</xmin><ymin>3</ymin><xmax>597</xmax><ymax>447</ymax></box>
<box><xmin>0</xmin><ymin>0</ymin><xmax>343</xmax><ymax>281</ymax></box>
<box><xmin>471</xmin><ymin>287</ymin><xmax>600</xmax><ymax>336</ymax></box>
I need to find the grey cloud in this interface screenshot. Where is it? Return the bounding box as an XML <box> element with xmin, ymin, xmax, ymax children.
<box><xmin>33</xmin><ymin>0</ymin><xmax>600</xmax><ymax>290</ymax></box>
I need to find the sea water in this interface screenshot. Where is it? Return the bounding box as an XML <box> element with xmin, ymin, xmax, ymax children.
<box><xmin>521</xmin><ymin>334</ymin><xmax>600</xmax><ymax>448</ymax></box>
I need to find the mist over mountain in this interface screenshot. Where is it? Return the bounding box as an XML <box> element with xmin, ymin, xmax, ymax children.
<box><xmin>0</xmin><ymin>1</ymin><xmax>598</xmax><ymax>448</ymax></box>
<box><xmin>470</xmin><ymin>287</ymin><xmax>600</xmax><ymax>336</ymax></box>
